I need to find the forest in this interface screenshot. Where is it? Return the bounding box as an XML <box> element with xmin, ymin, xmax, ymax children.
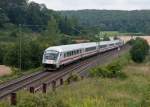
<box><xmin>60</xmin><ymin>10</ymin><xmax>150</xmax><ymax>34</ymax></box>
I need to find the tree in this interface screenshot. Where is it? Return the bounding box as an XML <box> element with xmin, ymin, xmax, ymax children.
<box><xmin>0</xmin><ymin>0</ymin><xmax>28</xmax><ymax>25</ymax></box>
<box><xmin>3</xmin><ymin>39</ymin><xmax>44</xmax><ymax>70</ymax></box>
<box><xmin>130</xmin><ymin>38</ymin><xmax>149</xmax><ymax>63</ymax></box>
<box><xmin>60</xmin><ymin>10</ymin><xmax>150</xmax><ymax>35</ymax></box>
<box><xmin>28</xmin><ymin>40</ymin><xmax>44</xmax><ymax>68</ymax></box>
<box><xmin>59</xmin><ymin>16</ymin><xmax>80</xmax><ymax>35</ymax></box>
<box><xmin>26</xmin><ymin>2</ymin><xmax>49</xmax><ymax>31</ymax></box>
<box><xmin>46</xmin><ymin>17</ymin><xmax>59</xmax><ymax>35</ymax></box>
<box><xmin>0</xmin><ymin>44</ymin><xmax>4</xmax><ymax>64</ymax></box>
<box><xmin>43</xmin><ymin>17</ymin><xmax>60</xmax><ymax>45</ymax></box>
<box><xmin>0</xmin><ymin>9</ymin><xmax>9</xmax><ymax>27</ymax></box>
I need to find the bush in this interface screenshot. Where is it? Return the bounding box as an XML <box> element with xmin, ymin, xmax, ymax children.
<box><xmin>89</xmin><ymin>62</ymin><xmax>125</xmax><ymax>78</ymax></box>
<box><xmin>127</xmin><ymin>39</ymin><xmax>135</xmax><ymax>45</ymax></box>
<box><xmin>130</xmin><ymin>37</ymin><xmax>149</xmax><ymax>63</ymax></box>
<box><xmin>106</xmin><ymin>62</ymin><xmax>122</xmax><ymax>77</ymax></box>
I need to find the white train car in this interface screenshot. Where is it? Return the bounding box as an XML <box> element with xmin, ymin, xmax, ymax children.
<box><xmin>42</xmin><ymin>40</ymin><xmax>123</xmax><ymax>70</ymax></box>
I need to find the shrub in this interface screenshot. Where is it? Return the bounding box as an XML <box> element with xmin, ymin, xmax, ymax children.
<box><xmin>130</xmin><ymin>37</ymin><xmax>149</xmax><ymax>63</ymax></box>
<box><xmin>89</xmin><ymin>61</ymin><xmax>125</xmax><ymax>78</ymax></box>
<box><xmin>106</xmin><ymin>62</ymin><xmax>122</xmax><ymax>77</ymax></box>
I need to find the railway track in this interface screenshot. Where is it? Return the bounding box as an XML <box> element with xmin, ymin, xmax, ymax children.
<box><xmin>0</xmin><ymin>45</ymin><xmax>130</xmax><ymax>99</ymax></box>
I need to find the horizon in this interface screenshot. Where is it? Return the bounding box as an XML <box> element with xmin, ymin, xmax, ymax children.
<box><xmin>31</xmin><ymin>0</ymin><xmax>150</xmax><ymax>11</ymax></box>
<box><xmin>56</xmin><ymin>9</ymin><xmax>150</xmax><ymax>11</ymax></box>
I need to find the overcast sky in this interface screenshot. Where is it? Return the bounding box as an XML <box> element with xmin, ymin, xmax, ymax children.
<box><xmin>31</xmin><ymin>0</ymin><xmax>150</xmax><ymax>10</ymax></box>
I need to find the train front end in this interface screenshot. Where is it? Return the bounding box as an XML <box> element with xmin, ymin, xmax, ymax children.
<box><xmin>42</xmin><ymin>50</ymin><xmax>60</xmax><ymax>70</ymax></box>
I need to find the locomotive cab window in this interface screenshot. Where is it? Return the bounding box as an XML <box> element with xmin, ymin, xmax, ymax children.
<box><xmin>44</xmin><ymin>50</ymin><xmax>59</xmax><ymax>60</ymax></box>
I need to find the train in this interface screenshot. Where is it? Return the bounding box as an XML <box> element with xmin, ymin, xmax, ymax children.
<box><xmin>42</xmin><ymin>39</ymin><xmax>124</xmax><ymax>70</ymax></box>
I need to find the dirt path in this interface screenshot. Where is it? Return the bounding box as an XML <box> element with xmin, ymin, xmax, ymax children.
<box><xmin>0</xmin><ymin>65</ymin><xmax>12</xmax><ymax>77</ymax></box>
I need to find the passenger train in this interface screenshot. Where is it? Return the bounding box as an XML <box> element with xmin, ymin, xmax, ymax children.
<box><xmin>42</xmin><ymin>40</ymin><xmax>124</xmax><ymax>70</ymax></box>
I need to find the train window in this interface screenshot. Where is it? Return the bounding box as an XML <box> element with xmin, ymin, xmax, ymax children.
<box><xmin>67</xmin><ymin>52</ymin><xmax>70</xmax><ymax>57</ymax></box>
<box><xmin>70</xmin><ymin>51</ymin><xmax>72</xmax><ymax>56</ymax></box>
<box><xmin>69</xmin><ymin>52</ymin><xmax>72</xmax><ymax>56</ymax></box>
<box><xmin>85</xmin><ymin>46</ymin><xmax>96</xmax><ymax>52</ymax></box>
<box><xmin>99</xmin><ymin>45</ymin><xmax>107</xmax><ymax>48</ymax></box>
<box><xmin>64</xmin><ymin>53</ymin><xmax>65</xmax><ymax>57</ymax></box>
<box><xmin>74</xmin><ymin>51</ymin><xmax>76</xmax><ymax>55</ymax></box>
<box><xmin>73</xmin><ymin>51</ymin><xmax>75</xmax><ymax>55</ymax></box>
<box><xmin>109</xmin><ymin>44</ymin><xmax>114</xmax><ymax>46</ymax></box>
<box><xmin>76</xmin><ymin>50</ymin><xmax>78</xmax><ymax>54</ymax></box>
<box><xmin>64</xmin><ymin>53</ymin><xmax>67</xmax><ymax>57</ymax></box>
<box><xmin>72</xmin><ymin>51</ymin><xmax>74</xmax><ymax>55</ymax></box>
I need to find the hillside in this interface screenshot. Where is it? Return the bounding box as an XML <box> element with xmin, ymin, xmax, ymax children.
<box><xmin>60</xmin><ymin>10</ymin><xmax>150</xmax><ymax>34</ymax></box>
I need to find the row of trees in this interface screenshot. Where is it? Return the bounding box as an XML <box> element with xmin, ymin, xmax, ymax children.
<box><xmin>0</xmin><ymin>30</ymin><xmax>75</xmax><ymax>70</ymax></box>
<box><xmin>0</xmin><ymin>40</ymin><xmax>43</xmax><ymax>70</ymax></box>
<box><xmin>60</xmin><ymin>10</ymin><xmax>150</xmax><ymax>34</ymax></box>
<box><xmin>0</xmin><ymin>0</ymin><xmax>80</xmax><ymax>35</ymax></box>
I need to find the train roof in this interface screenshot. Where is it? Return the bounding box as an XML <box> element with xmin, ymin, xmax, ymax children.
<box><xmin>45</xmin><ymin>40</ymin><xmax>121</xmax><ymax>52</ymax></box>
<box><xmin>45</xmin><ymin>42</ymin><xmax>97</xmax><ymax>52</ymax></box>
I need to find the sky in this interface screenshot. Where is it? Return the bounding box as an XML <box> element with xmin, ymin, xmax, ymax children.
<box><xmin>31</xmin><ymin>0</ymin><xmax>150</xmax><ymax>10</ymax></box>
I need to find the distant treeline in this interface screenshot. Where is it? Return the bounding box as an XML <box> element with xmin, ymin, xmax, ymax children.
<box><xmin>60</xmin><ymin>10</ymin><xmax>150</xmax><ymax>34</ymax></box>
<box><xmin>0</xmin><ymin>0</ymin><xmax>80</xmax><ymax>35</ymax></box>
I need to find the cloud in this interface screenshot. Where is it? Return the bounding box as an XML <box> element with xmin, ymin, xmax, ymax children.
<box><xmin>31</xmin><ymin>0</ymin><xmax>150</xmax><ymax>10</ymax></box>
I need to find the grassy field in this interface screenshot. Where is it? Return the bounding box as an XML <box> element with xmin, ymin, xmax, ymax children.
<box><xmin>0</xmin><ymin>55</ymin><xmax>150</xmax><ymax>107</ymax></box>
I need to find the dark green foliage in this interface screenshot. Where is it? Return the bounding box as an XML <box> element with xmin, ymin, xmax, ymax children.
<box><xmin>0</xmin><ymin>9</ymin><xmax>9</xmax><ymax>27</ymax></box>
<box><xmin>0</xmin><ymin>44</ymin><xmax>5</xmax><ymax>64</ymax></box>
<box><xmin>130</xmin><ymin>38</ymin><xmax>149</xmax><ymax>63</ymax></box>
<box><xmin>58</xmin><ymin>16</ymin><xmax>80</xmax><ymax>35</ymax></box>
<box><xmin>106</xmin><ymin>62</ymin><xmax>122</xmax><ymax>77</ymax></box>
<box><xmin>26</xmin><ymin>2</ymin><xmax>49</xmax><ymax>31</ymax></box>
<box><xmin>127</xmin><ymin>39</ymin><xmax>135</xmax><ymax>45</ymax></box>
<box><xmin>28</xmin><ymin>41</ymin><xmax>44</xmax><ymax>68</ymax></box>
<box><xmin>0</xmin><ymin>0</ymin><xmax>28</xmax><ymax>25</ymax></box>
<box><xmin>60</xmin><ymin>10</ymin><xmax>150</xmax><ymax>34</ymax></box>
<box><xmin>0</xmin><ymin>0</ymin><xmax>79</xmax><ymax>35</ymax></box>
<box><xmin>59</xmin><ymin>35</ymin><xmax>74</xmax><ymax>45</ymax></box>
<box><xmin>3</xmin><ymin>39</ymin><xmax>45</xmax><ymax>70</ymax></box>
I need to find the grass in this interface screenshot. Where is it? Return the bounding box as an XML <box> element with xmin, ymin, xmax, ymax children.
<box><xmin>0</xmin><ymin>54</ymin><xmax>150</xmax><ymax>107</ymax></box>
